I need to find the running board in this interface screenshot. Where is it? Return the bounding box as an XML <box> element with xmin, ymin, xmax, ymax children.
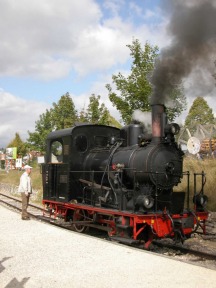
<box><xmin>110</xmin><ymin>236</ymin><xmax>140</xmax><ymax>245</ymax></box>
<box><xmin>72</xmin><ymin>221</ymin><xmax>111</xmax><ymax>232</ymax></box>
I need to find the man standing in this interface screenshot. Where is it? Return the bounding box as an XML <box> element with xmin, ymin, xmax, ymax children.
<box><xmin>18</xmin><ymin>165</ymin><xmax>33</xmax><ymax>220</ymax></box>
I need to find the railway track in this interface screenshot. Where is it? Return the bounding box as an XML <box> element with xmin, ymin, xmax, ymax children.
<box><xmin>152</xmin><ymin>239</ymin><xmax>216</xmax><ymax>261</ymax></box>
<box><xmin>0</xmin><ymin>192</ymin><xmax>43</xmax><ymax>216</ymax></box>
<box><xmin>1</xmin><ymin>192</ymin><xmax>216</xmax><ymax>269</ymax></box>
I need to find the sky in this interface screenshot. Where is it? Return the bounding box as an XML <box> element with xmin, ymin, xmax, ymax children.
<box><xmin>0</xmin><ymin>0</ymin><xmax>215</xmax><ymax>148</ymax></box>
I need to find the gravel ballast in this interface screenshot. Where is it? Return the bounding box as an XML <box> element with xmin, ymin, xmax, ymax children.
<box><xmin>0</xmin><ymin>205</ymin><xmax>216</xmax><ymax>288</ymax></box>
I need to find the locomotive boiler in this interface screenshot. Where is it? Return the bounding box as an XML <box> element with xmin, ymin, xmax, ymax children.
<box><xmin>81</xmin><ymin>104</ymin><xmax>183</xmax><ymax>212</ymax></box>
<box><xmin>42</xmin><ymin>104</ymin><xmax>208</xmax><ymax>248</ymax></box>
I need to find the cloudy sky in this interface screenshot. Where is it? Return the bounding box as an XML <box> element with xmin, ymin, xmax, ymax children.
<box><xmin>0</xmin><ymin>0</ymin><xmax>215</xmax><ymax>148</ymax></box>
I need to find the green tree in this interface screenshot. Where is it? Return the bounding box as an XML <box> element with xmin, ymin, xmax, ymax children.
<box><xmin>106</xmin><ymin>40</ymin><xmax>157</xmax><ymax>124</ymax></box>
<box><xmin>27</xmin><ymin>92</ymin><xmax>120</xmax><ymax>153</ymax></box>
<box><xmin>52</xmin><ymin>92</ymin><xmax>78</xmax><ymax>129</ymax></box>
<box><xmin>7</xmin><ymin>133</ymin><xmax>27</xmax><ymax>156</ymax></box>
<box><xmin>77</xmin><ymin>94</ymin><xmax>121</xmax><ymax>127</ymax></box>
<box><xmin>78</xmin><ymin>107</ymin><xmax>88</xmax><ymax>123</ymax></box>
<box><xmin>27</xmin><ymin>93</ymin><xmax>78</xmax><ymax>152</ymax></box>
<box><xmin>185</xmin><ymin>97</ymin><xmax>214</xmax><ymax>127</ymax></box>
<box><xmin>108</xmin><ymin>115</ymin><xmax>122</xmax><ymax>128</ymax></box>
<box><xmin>27</xmin><ymin>109</ymin><xmax>53</xmax><ymax>152</ymax></box>
<box><xmin>80</xmin><ymin>94</ymin><xmax>111</xmax><ymax>125</ymax></box>
<box><xmin>106</xmin><ymin>39</ymin><xmax>186</xmax><ymax>124</ymax></box>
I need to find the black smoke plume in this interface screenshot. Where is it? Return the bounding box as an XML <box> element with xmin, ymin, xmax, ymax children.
<box><xmin>150</xmin><ymin>0</ymin><xmax>216</xmax><ymax>104</ymax></box>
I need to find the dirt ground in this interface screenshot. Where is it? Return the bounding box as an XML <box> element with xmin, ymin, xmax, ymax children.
<box><xmin>173</xmin><ymin>212</ymin><xmax>216</xmax><ymax>270</ymax></box>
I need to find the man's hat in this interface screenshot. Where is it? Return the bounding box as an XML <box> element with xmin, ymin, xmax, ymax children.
<box><xmin>24</xmin><ymin>165</ymin><xmax>32</xmax><ymax>169</ymax></box>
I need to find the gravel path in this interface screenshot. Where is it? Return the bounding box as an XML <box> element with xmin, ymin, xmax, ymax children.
<box><xmin>0</xmin><ymin>205</ymin><xmax>216</xmax><ymax>288</ymax></box>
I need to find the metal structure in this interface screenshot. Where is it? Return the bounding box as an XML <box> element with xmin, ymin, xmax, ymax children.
<box><xmin>178</xmin><ymin>124</ymin><xmax>216</xmax><ymax>155</ymax></box>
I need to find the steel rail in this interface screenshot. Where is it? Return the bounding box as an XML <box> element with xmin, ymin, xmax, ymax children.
<box><xmin>152</xmin><ymin>240</ymin><xmax>216</xmax><ymax>262</ymax></box>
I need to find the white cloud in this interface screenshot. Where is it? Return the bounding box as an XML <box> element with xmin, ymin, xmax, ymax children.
<box><xmin>0</xmin><ymin>0</ymin><xmax>174</xmax><ymax>146</ymax></box>
<box><xmin>129</xmin><ymin>2</ymin><xmax>143</xmax><ymax>17</ymax></box>
<box><xmin>102</xmin><ymin>0</ymin><xmax>125</xmax><ymax>17</ymax></box>
<box><xmin>0</xmin><ymin>0</ymin><xmax>102</xmax><ymax>79</ymax></box>
<box><xmin>0</xmin><ymin>90</ymin><xmax>50</xmax><ymax>147</ymax></box>
<box><xmin>0</xmin><ymin>0</ymin><xmax>168</xmax><ymax>80</ymax></box>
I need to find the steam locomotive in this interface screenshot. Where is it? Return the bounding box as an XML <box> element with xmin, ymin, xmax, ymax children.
<box><xmin>42</xmin><ymin>104</ymin><xmax>208</xmax><ymax>248</ymax></box>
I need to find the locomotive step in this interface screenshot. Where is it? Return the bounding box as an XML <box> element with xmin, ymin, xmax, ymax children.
<box><xmin>116</xmin><ymin>224</ymin><xmax>131</xmax><ymax>230</ymax></box>
<box><xmin>110</xmin><ymin>236</ymin><xmax>140</xmax><ymax>245</ymax></box>
<box><xmin>72</xmin><ymin>220</ymin><xmax>111</xmax><ymax>232</ymax></box>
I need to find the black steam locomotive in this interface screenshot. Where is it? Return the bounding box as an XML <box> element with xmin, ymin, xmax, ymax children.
<box><xmin>42</xmin><ymin>104</ymin><xmax>208</xmax><ymax>248</ymax></box>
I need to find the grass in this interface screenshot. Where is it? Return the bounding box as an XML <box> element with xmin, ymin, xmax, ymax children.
<box><xmin>0</xmin><ymin>165</ymin><xmax>43</xmax><ymax>204</ymax></box>
<box><xmin>0</xmin><ymin>157</ymin><xmax>216</xmax><ymax>211</ymax></box>
<box><xmin>174</xmin><ymin>157</ymin><xmax>216</xmax><ymax>211</ymax></box>
<box><xmin>0</xmin><ymin>167</ymin><xmax>42</xmax><ymax>188</ymax></box>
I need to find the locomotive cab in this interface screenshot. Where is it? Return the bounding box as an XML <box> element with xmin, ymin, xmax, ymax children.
<box><xmin>42</xmin><ymin>127</ymin><xmax>74</xmax><ymax>202</ymax></box>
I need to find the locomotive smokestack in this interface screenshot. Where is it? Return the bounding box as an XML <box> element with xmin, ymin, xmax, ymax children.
<box><xmin>151</xmin><ymin>104</ymin><xmax>165</xmax><ymax>142</ymax></box>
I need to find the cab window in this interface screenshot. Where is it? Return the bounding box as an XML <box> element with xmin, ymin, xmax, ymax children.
<box><xmin>75</xmin><ymin>135</ymin><xmax>88</xmax><ymax>152</ymax></box>
<box><xmin>51</xmin><ymin>141</ymin><xmax>63</xmax><ymax>163</ymax></box>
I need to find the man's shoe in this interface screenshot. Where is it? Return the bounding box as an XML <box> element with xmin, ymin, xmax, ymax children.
<box><xmin>22</xmin><ymin>217</ymin><xmax>30</xmax><ymax>220</ymax></box>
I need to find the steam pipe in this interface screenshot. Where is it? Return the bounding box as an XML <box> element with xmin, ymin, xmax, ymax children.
<box><xmin>151</xmin><ymin>104</ymin><xmax>166</xmax><ymax>143</ymax></box>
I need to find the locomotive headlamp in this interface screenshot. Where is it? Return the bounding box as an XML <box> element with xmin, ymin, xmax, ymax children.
<box><xmin>165</xmin><ymin>123</ymin><xmax>180</xmax><ymax>135</ymax></box>
<box><xmin>136</xmin><ymin>195</ymin><xmax>154</xmax><ymax>210</ymax></box>
<box><xmin>143</xmin><ymin>196</ymin><xmax>154</xmax><ymax>209</ymax></box>
<box><xmin>172</xmin><ymin>124</ymin><xmax>180</xmax><ymax>134</ymax></box>
<box><xmin>193</xmin><ymin>194</ymin><xmax>208</xmax><ymax>207</ymax></box>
